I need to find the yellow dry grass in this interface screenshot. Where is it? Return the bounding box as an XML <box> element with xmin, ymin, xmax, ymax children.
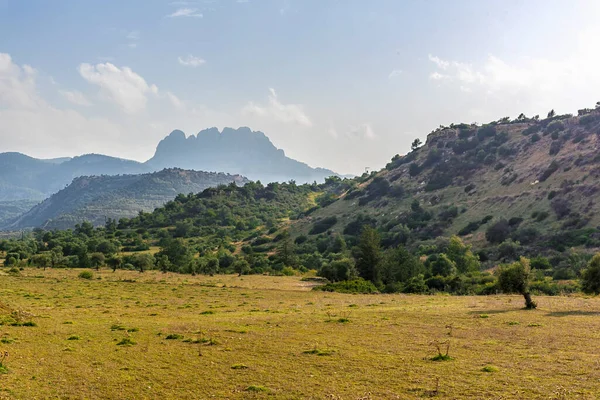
<box><xmin>1</xmin><ymin>269</ymin><xmax>600</xmax><ymax>399</ymax></box>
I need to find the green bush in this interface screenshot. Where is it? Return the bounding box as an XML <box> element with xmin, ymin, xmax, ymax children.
<box><xmin>313</xmin><ymin>279</ymin><xmax>379</xmax><ymax>294</ymax></box>
<box><xmin>78</xmin><ymin>271</ymin><xmax>93</xmax><ymax>280</ymax></box>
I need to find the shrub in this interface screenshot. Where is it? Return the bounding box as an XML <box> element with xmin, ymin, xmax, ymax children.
<box><xmin>309</xmin><ymin>216</ymin><xmax>338</xmax><ymax>235</ymax></box>
<box><xmin>539</xmin><ymin>161</ymin><xmax>559</xmax><ymax>182</ymax></box>
<box><xmin>409</xmin><ymin>162</ymin><xmax>422</xmax><ymax>177</ymax></box>
<box><xmin>313</xmin><ymin>279</ymin><xmax>378</xmax><ymax>294</ymax></box>
<box><xmin>78</xmin><ymin>271</ymin><xmax>93</xmax><ymax>280</ymax></box>
<box><xmin>549</xmin><ymin>140</ymin><xmax>563</xmax><ymax>156</ymax></box>
<box><xmin>581</xmin><ymin>254</ymin><xmax>600</xmax><ymax>294</ymax></box>
<box><xmin>551</xmin><ymin>199</ymin><xmax>571</xmax><ymax>219</ymax></box>
<box><xmin>530</xmin><ymin>133</ymin><xmax>541</xmax><ymax>143</ymax></box>
<box><xmin>116</xmin><ymin>338</ymin><xmax>136</xmax><ymax>346</ymax></box>
<box><xmin>486</xmin><ymin>219</ymin><xmax>511</xmax><ymax>244</ymax></box>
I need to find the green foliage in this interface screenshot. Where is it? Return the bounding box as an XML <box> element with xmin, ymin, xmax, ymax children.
<box><xmin>354</xmin><ymin>226</ymin><xmax>382</xmax><ymax>282</ymax></box>
<box><xmin>486</xmin><ymin>219</ymin><xmax>511</xmax><ymax>244</ymax></box>
<box><xmin>581</xmin><ymin>254</ymin><xmax>600</xmax><ymax>294</ymax></box>
<box><xmin>309</xmin><ymin>216</ymin><xmax>338</xmax><ymax>235</ymax></box>
<box><xmin>313</xmin><ymin>279</ymin><xmax>379</xmax><ymax>294</ymax></box>
<box><xmin>78</xmin><ymin>271</ymin><xmax>93</xmax><ymax>280</ymax></box>
<box><xmin>497</xmin><ymin>257</ymin><xmax>537</xmax><ymax>309</ymax></box>
<box><xmin>445</xmin><ymin>236</ymin><xmax>480</xmax><ymax>273</ymax></box>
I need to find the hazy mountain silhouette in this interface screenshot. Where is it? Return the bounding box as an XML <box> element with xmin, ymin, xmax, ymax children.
<box><xmin>145</xmin><ymin>127</ymin><xmax>336</xmax><ymax>183</ymax></box>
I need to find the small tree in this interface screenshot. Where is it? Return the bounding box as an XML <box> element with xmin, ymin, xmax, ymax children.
<box><xmin>445</xmin><ymin>235</ymin><xmax>480</xmax><ymax>273</ymax></box>
<box><xmin>411</xmin><ymin>138</ymin><xmax>422</xmax><ymax>151</ymax></box>
<box><xmin>90</xmin><ymin>252</ymin><xmax>105</xmax><ymax>271</ymax></box>
<box><xmin>581</xmin><ymin>254</ymin><xmax>600</xmax><ymax>294</ymax></box>
<box><xmin>106</xmin><ymin>255</ymin><xmax>122</xmax><ymax>272</ymax></box>
<box><xmin>233</xmin><ymin>259</ymin><xmax>250</xmax><ymax>276</ymax></box>
<box><xmin>497</xmin><ymin>257</ymin><xmax>537</xmax><ymax>309</ymax></box>
<box><xmin>354</xmin><ymin>226</ymin><xmax>382</xmax><ymax>283</ymax></box>
<box><xmin>547</xmin><ymin>109</ymin><xmax>555</xmax><ymax>118</ymax></box>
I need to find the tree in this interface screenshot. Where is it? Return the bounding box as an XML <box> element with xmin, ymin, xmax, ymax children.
<box><xmin>517</xmin><ymin>113</ymin><xmax>526</xmax><ymax>121</ymax></box>
<box><xmin>497</xmin><ymin>257</ymin><xmax>537</xmax><ymax>309</ymax></box>
<box><xmin>411</xmin><ymin>138</ymin><xmax>422</xmax><ymax>151</ymax></box>
<box><xmin>30</xmin><ymin>253</ymin><xmax>51</xmax><ymax>270</ymax></box>
<box><xmin>381</xmin><ymin>246</ymin><xmax>424</xmax><ymax>284</ymax></box>
<box><xmin>106</xmin><ymin>255</ymin><xmax>122</xmax><ymax>272</ymax></box>
<box><xmin>485</xmin><ymin>219</ymin><xmax>511</xmax><ymax>244</ymax></box>
<box><xmin>354</xmin><ymin>226</ymin><xmax>382</xmax><ymax>282</ymax></box>
<box><xmin>581</xmin><ymin>254</ymin><xmax>600</xmax><ymax>294</ymax></box>
<box><xmin>547</xmin><ymin>109</ymin><xmax>555</xmax><ymax>118</ymax></box>
<box><xmin>157</xmin><ymin>238</ymin><xmax>193</xmax><ymax>271</ymax></box>
<box><xmin>199</xmin><ymin>257</ymin><xmax>219</xmax><ymax>276</ymax></box>
<box><xmin>233</xmin><ymin>259</ymin><xmax>250</xmax><ymax>276</ymax></box>
<box><xmin>90</xmin><ymin>252</ymin><xmax>105</xmax><ymax>271</ymax></box>
<box><xmin>429</xmin><ymin>253</ymin><xmax>456</xmax><ymax>277</ymax></box>
<box><xmin>156</xmin><ymin>255</ymin><xmax>171</xmax><ymax>273</ymax></box>
<box><xmin>596</xmin><ymin>101</ymin><xmax>600</xmax><ymax>109</ymax></box>
<box><xmin>277</xmin><ymin>231</ymin><xmax>297</xmax><ymax>267</ymax></box>
<box><xmin>445</xmin><ymin>236</ymin><xmax>480</xmax><ymax>273</ymax></box>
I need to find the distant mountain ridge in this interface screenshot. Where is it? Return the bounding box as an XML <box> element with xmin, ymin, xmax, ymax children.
<box><xmin>4</xmin><ymin>168</ymin><xmax>248</xmax><ymax>230</ymax></box>
<box><xmin>146</xmin><ymin>127</ymin><xmax>336</xmax><ymax>183</ymax></box>
<box><xmin>0</xmin><ymin>127</ymin><xmax>337</xmax><ymax>202</ymax></box>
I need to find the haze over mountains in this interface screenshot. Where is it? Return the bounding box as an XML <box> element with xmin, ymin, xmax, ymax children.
<box><xmin>0</xmin><ymin>127</ymin><xmax>336</xmax><ymax>202</ymax></box>
<box><xmin>0</xmin><ymin>127</ymin><xmax>337</xmax><ymax>229</ymax></box>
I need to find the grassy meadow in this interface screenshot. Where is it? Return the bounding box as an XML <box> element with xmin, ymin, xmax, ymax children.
<box><xmin>1</xmin><ymin>269</ymin><xmax>600</xmax><ymax>399</ymax></box>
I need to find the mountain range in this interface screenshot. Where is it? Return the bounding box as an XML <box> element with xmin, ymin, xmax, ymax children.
<box><xmin>0</xmin><ymin>127</ymin><xmax>336</xmax><ymax>202</ymax></box>
<box><xmin>0</xmin><ymin>127</ymin><xmax>338</xmax><ymax>229</ymax></box>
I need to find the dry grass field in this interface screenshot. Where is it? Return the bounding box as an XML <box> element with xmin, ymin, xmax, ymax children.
<box><xmin>1</xmin><ymin>269</ymin><xmax>600</xmax><ymax>399</ymax></box>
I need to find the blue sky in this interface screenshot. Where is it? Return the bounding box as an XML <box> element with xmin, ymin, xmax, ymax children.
<box><xmin>1</xmin><ymin>0</ymin><xmax>599</xmax><ymax>175</ymax></box>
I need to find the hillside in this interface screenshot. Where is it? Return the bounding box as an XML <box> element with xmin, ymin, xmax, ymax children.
<box><xmin>293</xmin><ymin>109</ymin><xmax>600</xmax><ymax>256</ymax></box>
<box><xmin>0</xmin><ymin>153</ymin><xmax>147</xmax><ymax>201</ymax></box>
<box><xmin>4</xmin><ymin>169</ymin><xmax>248</xmax><ymax>230</ymax></box>
<box><xmin>145</xmin><ymin>127</ymin><xmax>336</xmax><ymax>183</ymax></box>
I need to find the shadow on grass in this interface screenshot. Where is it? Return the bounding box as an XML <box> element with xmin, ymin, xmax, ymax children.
<box><xmin>467</xmin><ymin>309</ymin><xmax>514</xmax><ymax>315</ymax></box>
<box><xmin>545</xmin><ymin>310</ymin><xmax>600</xmax><ymax>317</ymax></box>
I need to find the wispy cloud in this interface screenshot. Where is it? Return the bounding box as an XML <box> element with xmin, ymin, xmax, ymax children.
<box><xmin>167</xmin><ymin>8</ymin><xmax>203</xmax><ymax>18</ymax></box>
<box><xmin>178</xmin><ymin>54</ymin><xmax>206</xmax><ymax>67</ymax></box>
<box><xmin>242</xmin><ymin>88</ymin><xmax>312</xmax><ymax>127</ymax></box>
<box><xmin>388</xmin><ymin>69</ymin><xmax>402</xmax><ymax>79</ymax></box>
<box><xmin>60</xmin><ymin>90</ymin><xmax>92</xmax><ymax>106</ymax></box>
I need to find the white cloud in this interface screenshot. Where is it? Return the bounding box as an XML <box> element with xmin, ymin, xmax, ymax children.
<box><xmin>388</xmin><ymin>69</ymin><xmax>402</xmax><ymax>79</ymax></box>
<box><xmin>178</xmin><ymin>54</ymin><xmax>206</xmax><ymax>67</ymax></box>
<box><xmin>166</xmin><ymin>92</ymin><xmax>184</xmax><ymax>108</ymax></box>
<box><xmin>242</xmin><ymin>88</ymin><xmax>312</xmax><ymax>127</ymax></box>
<box><xmin>428</xmin><ymin>54</ymin><xmax>449</xmax><ymax>70</ymax></box>
<box><xmin>78</xmin><ymin>62</ymin><xmax>158</xmax><ymax>114</ymax></box>
<box><xmin>60</xmin><ymin>90</ymin><xmax>92</xmax><ymax>106</ymax></box>
<box><xmin>167</xmin><ymin>8</ymin><xmax>203</xmax><ymax>18</ymax></box>
<box><xmin>429</xmin><ymin>71</ymin><xmax>446</xmax><ymax>81</ymax></box>
<box><xmin>0</xmin><ymin>53</ymin><xmax>39</xmax><ymax>109</ymax></box>
<box><xmin>427</xmin><ymin>26</ymin><xmax>600</xmax><ymax>119</ymax></box>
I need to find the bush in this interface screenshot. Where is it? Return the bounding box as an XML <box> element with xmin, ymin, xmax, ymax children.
<box><xmin>486</xmin><ymin>219</ymin><xmax>511</xmax><ymax>244</ymax></box>
<box><xmin>539</xmin><ymin>161</ymin><xmax>559</xmax><ymax>182</ymax></box>
<box><xmin>530</xmin><ymin>133</ymin><xmax>541</xmax><ymax>143</ymax></box>
<box><xmin>581</xmin><ymin>254</ymin><xmax>600</xmax><ymax>294</ymax></box>
<box><xmin>78</xmin><ymin>271</ymin><xmax>93</xmax><ymax>280</ymax></box>
<box><xmin>551</xmin><ymin>199</ymin><xmax>571</xmax><ymax>219</ymax></box>
<box><xmin>549</xmin><ymin>140</ymin><xmax>563</xmax><ymax>156</ymax></box>
<box><xmin>313</xmin><ymin>279</ymin><xmax>379</xmax><ymax>294</ymax></box>
<box><xmin>309</xmin><ymin>216</ymin><xmax>338</xmax><ymax>235</ymax></box>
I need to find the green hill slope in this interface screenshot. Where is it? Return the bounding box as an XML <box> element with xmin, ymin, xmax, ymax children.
<box><xmin>5</xmin><ymin>169</ymin><xmax>248</xmax><ymax>230</ymax></box>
